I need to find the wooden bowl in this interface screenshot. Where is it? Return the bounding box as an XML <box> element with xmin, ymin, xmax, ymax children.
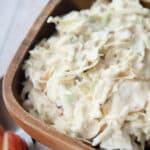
<box><xmin>2</xmin><ymin>0</ymin><xmax>150</xmax><ymax>150</ymax></box>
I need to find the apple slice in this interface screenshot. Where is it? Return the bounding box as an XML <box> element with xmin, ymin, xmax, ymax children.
<box><xmin>0</xmin><ymin>125</ymin><xmax>4</xmax><ymax>150</ymax></box>
<box><xmin>2</xmin><ymin>132</ymin><xmax>28</xmax><ymax>150</ymax></box>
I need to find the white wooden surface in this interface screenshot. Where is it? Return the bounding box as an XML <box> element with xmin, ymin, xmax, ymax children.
<box><xmin>0</xmin><ymin>0</ymin><xmax>49</xmax><ymax>77</ymax></box>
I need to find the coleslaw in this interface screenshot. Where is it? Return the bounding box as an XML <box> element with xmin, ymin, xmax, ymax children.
<box><xmin>22</xmin><ymin>0</ymin><xmax>150</xmax><ymax>149</ymax></box>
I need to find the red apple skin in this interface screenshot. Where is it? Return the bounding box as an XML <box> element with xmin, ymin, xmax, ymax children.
<box><xmin>0</xmin><ymin>125</ymin><xmax>4</xmax><ymax>150</ymax></box>
<box><xmin>2</xmin><ymin>132</ymin><xmax>28</xmax><ymax>150</ymax></box>
<box><xmin>0</xmin><ymin>136</ymin><xmax>3</xmax><ymax>150</ymax></box>
<box><xmin>0</xmin><ymin>126</ymin><xmax>4</xmax><ymax>137</ymax></box>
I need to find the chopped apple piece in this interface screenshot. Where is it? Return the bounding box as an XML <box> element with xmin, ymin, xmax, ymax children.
<box><xmin>0</xmin><ymin>125</ymin><xmax>4</xmax><ymax>150</ymax></box>
<box><xmin>2</xmin><ymin>132</ymin><xmax>28</xmax><ymax>150</ymax></box>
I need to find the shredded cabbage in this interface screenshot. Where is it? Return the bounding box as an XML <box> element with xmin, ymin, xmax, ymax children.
<box><xmin>22</xmin><ymin>0</ymin><xmax>150</xmax><ymax>149</ymax></box>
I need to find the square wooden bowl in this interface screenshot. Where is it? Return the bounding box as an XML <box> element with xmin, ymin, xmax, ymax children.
<box><xmin>2</xmin><ymin>0</ymin><xmax>150</xmax><ymax>150</ymax></box>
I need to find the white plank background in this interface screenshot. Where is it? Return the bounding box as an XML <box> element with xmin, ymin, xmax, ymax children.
<box><xmin>0</xmin><ymin>0</ymin><xmax>49</xmax><ymax>77</ymax></box>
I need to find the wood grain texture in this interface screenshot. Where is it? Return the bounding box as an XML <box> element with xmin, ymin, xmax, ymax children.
<box><xmin>142</xmin><ymin>0</ymin><xmax>150</xmax><ymax>7</ymax></box>
<box><xmin>2</xmin><ymin>0</ymin><xmax>150</xmax><ymax>150</ymax></box>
